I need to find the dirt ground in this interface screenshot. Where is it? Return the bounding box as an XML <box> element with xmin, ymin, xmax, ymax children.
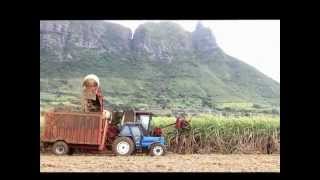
<box><xmin>40</xmin><ymin>153</ymin><xmax>280</xmax><ymax>172</ymax></box>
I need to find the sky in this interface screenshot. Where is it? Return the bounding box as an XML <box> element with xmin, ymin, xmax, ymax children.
<box><xmin>106</xmin><ymin>20</ymin><xmax>280</xmax><ymax>83</ymax></box>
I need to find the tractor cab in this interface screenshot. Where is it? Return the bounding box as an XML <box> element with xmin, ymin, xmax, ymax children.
<box><xmin>120</xmin><ymin>111</ymin><xmax>154</xmax><ymax>135</ymax></box>
<box><xmin>113</xmin><ymin>111</ymin><xmax>166</xmax><ymax>156</ymax></box>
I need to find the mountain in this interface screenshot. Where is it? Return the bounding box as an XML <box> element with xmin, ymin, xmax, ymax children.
<box><xmin>40</xmin><ymin>20</ymin><xmax>280</xmax><ymax>112</ymax></box>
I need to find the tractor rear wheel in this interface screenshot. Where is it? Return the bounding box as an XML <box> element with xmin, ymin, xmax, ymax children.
<box><xmin>150</xmin><ymin>143</ymin><xmax>166</xmax><ymax>156</ymax></box>
<box><xmin>52</xmin><ymin>141</ymin><xmax>69</xmax><ymax>155</ymax></box>
<box><xmin>112</xmin><ymin>137</ymin><xmax>134</xmax><ymax>156</ymax></box>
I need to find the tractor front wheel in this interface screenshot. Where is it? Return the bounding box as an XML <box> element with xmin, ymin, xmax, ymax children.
<box><xmin>150</xmin><ymin>143</ymin><xmax>166</xmax><ymax>156</ymax></box>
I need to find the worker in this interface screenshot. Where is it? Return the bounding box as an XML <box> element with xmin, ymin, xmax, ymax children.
<box><xmin>175</xmin><ymin>114</ymin><xmax>190</xmax><ymax>129</ymax></box>
<box><xmin>81</xmin><ymin>74</ymin><xmax>104</xmax><ymax>112</ymax></box>
<box><xmin>175</xmin><ymin>116</ymin><xmax>182</xmax><ymax>129</ymax></box>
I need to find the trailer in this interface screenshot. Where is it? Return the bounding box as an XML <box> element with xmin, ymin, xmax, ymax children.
<box><xmin>41</xmin><ymin>111</ymin><xmax>115</xmax><ymax>155</ymax></box>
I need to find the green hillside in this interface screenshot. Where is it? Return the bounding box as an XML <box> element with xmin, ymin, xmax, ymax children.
<box><xmin>40</xmin><ymin>21</ymin><xmax>280</xmax><ymax>114</ymax></box>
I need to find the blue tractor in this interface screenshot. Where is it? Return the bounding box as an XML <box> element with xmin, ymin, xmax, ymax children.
<box><xmin>112</xmin><ymin>111</ymin><xmax>167</xmax><ymax>156</ymax></box>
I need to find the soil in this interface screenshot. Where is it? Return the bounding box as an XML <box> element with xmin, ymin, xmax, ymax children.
<box><xmin>40</xmin><ymin>153</ymin><xmax>280</xmax><ymax>172</ymax></box>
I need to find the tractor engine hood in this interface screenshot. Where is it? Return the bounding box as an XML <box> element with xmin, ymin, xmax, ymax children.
<box><xmin>142</xmin><ymin>136</ymin><xmax>165</xmax><ymax>145</ymax></box>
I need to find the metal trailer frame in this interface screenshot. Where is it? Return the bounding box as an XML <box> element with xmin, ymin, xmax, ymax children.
<box><xmin>41</xmin><ymin>111</ymin><xmax>109</xmax><ymax>151</ymax></box>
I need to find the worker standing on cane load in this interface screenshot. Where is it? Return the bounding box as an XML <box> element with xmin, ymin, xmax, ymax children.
<box><xmin>81</xmin><ymin>74</ymin><xmax>112</xmax><ymax>121</ymax></box>
<box><xmin>81</xmin><ymin>74</ymin><xmax>104</xmax><ymax>112</ymax></box>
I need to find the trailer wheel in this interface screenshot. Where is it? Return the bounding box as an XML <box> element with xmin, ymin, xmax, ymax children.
<box><xmin>112</xmin><ymin>137</ymin><xmax>134</xmax><ymax>156</ymax></box>
<box><xmin>52</xmin><ymin>141</ymin><xmax>69</xmax><ymax>155</ymax></box>
<box><xmin>150</xmin><ymin>143</ymin><xmax>166</xmax><ymax>156</ymax></box>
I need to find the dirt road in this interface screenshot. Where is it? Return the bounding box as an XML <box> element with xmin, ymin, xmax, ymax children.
<box><xmin>40</xmin><ymin>153</ymin><xmax>279</xmax><ymax>172</ymax></box>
